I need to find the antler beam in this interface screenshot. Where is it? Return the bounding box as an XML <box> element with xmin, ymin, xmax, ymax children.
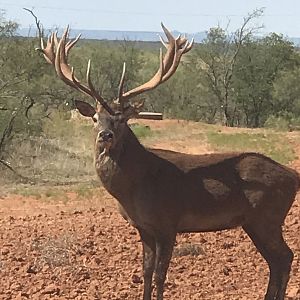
<box><xmin>37</xmin><ymin>27</ymin><xmax>115</xmax><ymax>115</ymax></box>
<box><xmin>117</xmin><ymin>23</ymin><xmax>194</xmax><ymax>106</ymax></box>
<box><xmin>37</xmin><ymin>23</ymin><xmax>193</xmax><ymax>116</ymax></box>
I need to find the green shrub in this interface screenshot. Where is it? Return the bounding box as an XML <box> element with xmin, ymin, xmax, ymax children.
<box><xmin>264</xmin><ymin>115</ymin><xmax>300</xmax><ymax>131</ymax></box>
<box><xmin>130</xmin><ymin>123</ymin><xmax>153</xmax><ymax>139</ymax></box>
<box><xmin>264</xmin><ymin>115</ymin><xmax>290</xmax><ymax>131</ymax></box>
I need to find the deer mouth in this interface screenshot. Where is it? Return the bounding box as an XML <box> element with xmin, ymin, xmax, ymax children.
<box><xmin>98</xmin><ymin>138</ymin><xmax>113</xmax><ymax>156</ymax></box>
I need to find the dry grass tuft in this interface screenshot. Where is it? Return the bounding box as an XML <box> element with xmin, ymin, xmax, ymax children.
<box><xmin>173</xmin><ymin>242</ymin><xmax>205</xmax><ymax>257</ymax></box>
<box><xmin>31</xmin><ymin>233</ymin><xmax>78</xmax><ymax>269</ymax></box>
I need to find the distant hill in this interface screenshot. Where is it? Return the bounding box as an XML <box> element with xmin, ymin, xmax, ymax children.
<box><xmin>17</xmin><ymin>28</ymin><xmax>207</xmax><ymax>43</ymax></box>
<box><xmin>17</xmin><ymin>28</ymin><xmax>300</xmax><ymax>46</ymax></box>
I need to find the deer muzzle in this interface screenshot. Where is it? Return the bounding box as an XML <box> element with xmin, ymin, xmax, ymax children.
<box><xmin>96</xmin><ymin>130</ymin><xmax>114</xmax><ymax>156</ymax></box>
<box><xmin>98</xmin><ymin>130</ymin><xmax>114</xmax><ymax>142</ymax></box>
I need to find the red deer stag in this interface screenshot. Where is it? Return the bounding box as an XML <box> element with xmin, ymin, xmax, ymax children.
<box><xmin>37</xmin><ymin>24</ymin><xmax>299</xmax><ymax>300</ymax></box>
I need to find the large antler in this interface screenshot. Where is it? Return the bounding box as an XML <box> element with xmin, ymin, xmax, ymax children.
<box><xmin>38</xmin><ymin>24</ymin><xmax>193</xmax><ymax>116</ymax></box>
<box><xmin>117</xmin><ymin>23</ymin><xmax>194</xmax><ymax>108</ymax></box>
<box><xmin>37</xmin><ymin>27</ymin><xmax>115</xmax><ymax>115</ymax></box>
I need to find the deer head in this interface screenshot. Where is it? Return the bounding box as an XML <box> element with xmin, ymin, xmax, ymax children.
<box><xmin>37</xmin><ymin>24</ymin><xmax>193</xmax><ymax>157</ymax></box>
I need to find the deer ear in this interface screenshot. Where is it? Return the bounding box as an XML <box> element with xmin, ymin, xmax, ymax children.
<box><xmin>74</xmin><ymin>100</ymin><xmax>96</xmax><ymax>118</ymax></box>
<box><xmin>122</xmin><ymin>99</ymin><xmax>145</xmax><ymax>120</ymax></box>
<box><xmin>133</xmin><ymin>98</ymin><xmax>145</xmax><ymax>111</ymax></box>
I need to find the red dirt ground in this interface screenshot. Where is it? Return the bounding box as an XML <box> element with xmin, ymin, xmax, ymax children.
<box><xmin>0</xmin><ymin>121</ymin><xmax>299</xmax><ymax>299</ymax></box>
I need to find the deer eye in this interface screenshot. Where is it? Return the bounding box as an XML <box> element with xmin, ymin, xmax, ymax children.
<box><xmin>92</xmin><ymin>114</ymin><xmax>98</xmax><ymax>123</ymax></box>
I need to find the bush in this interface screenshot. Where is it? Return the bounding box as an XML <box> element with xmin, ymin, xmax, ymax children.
<box><xmin>264</xmin><ymin>115</ymin><xmax>300</xmax><ymax>131</ymax></box>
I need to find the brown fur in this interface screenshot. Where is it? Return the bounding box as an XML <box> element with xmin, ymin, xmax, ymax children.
<box><xmin>93</xmin><ymin>123</ymin><xmax>298</xmax><ymax>300</ymax></box>
<box><xmin>37</xmin><ymin>22</ymin><xmax>296</xmax><ymax>299</ymax></box>
<box><xmin>39</xmin><ymin>24</ymin><xmax>298</xmax><ymax>297</ymax></box>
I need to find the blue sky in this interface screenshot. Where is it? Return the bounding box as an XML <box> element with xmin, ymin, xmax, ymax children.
<box><xmin>1</xmin><ymin>0</ymin><xmax>300</xmax><ymax>36</ymax></box>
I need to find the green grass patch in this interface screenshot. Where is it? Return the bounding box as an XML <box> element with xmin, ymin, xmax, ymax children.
<box><xmin>74</xmin><ymin>183</ymin><xmax>95</xmax><ymax>199</ymax></box>
<box><xmin>4</xmin><ymin>181</ymin><xmax>104</xmax><ymax>202</ymax></box>
<box><xmin>7</xmin><ymin>185</ymin><xmax>67</xmax><ymax>201</ymax></box>
<box><xmin>3</xmin><ymin>116</ymin><xmax>299</xmax><ymax>192</ymax></box>
<box><xmin>11</xmin><ymin>186</ymin><xmax>42</xmax><ymax>199</ymax></box>
<box><xmin>44</xmin><ymin>189</ymin><xmax>63</xmax><ymax>199</ymax></box>
<box><xmin>206</xmin><ymin>131</ymin><xmax>296</xmax><ymax>164</ymax></box>
<box><xmin>130</xmin><ymin>123</ymin><xmax>153</xmax><ymax>139</ymax></box>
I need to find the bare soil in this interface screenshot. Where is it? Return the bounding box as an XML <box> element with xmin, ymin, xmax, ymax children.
<box><xmin>0</xmin><ymin>120</ymin><xmax>299</xmax><ymax>300</ymax></box>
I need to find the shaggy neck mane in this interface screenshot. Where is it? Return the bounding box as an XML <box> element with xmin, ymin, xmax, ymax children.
<box><xmin>95</xmin><ymin>124</ymin><xmax>153</xmax><ymax>200</ymax></box>
<box><xmin>110</xmin><ymin>124</ymin><xmax>148</xmax><ymax>164</ymax></box>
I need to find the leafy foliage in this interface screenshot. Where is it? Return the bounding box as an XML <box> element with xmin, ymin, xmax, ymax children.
<box><xmin>2</xmin><ymin>9</ymin><xmax>300</xmax><ymax>181</ymax></box>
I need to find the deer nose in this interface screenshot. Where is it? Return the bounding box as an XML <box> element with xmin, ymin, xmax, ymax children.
<box><xmin>98</xmin><ymin>130</ymin><xmax>114</xmax><ymax>142</ymax></box>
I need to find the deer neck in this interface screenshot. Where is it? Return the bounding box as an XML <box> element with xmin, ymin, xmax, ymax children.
<box><xmin>94</xmin><ymin>124</ymin><xmax>149</xmax><ymax>200</ymax></box>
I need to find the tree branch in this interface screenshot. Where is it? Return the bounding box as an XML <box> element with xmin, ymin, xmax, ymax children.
<box><xmin>0</xmin><ymin>110</ymin><xmax>17</xmax><ymax>152</ymax></box>
<box><xmin>0</xmin><ymin>159</ymin><xmax>34</xmax><ymax>183</ymax></box>
<box><xmin>23</xmin><ymin>8</ymin><xmax>43</xmax><ymax>39</ymax></box>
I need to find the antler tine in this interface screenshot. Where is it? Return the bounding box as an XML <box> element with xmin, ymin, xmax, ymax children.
<box><xmin>36</xmin><ymin>32</ymin><xmax>56</xmax><ymax>65</ymax></box>
<box><xmin>53</xmin><ymin>31</ymin><xmax>59</xmax><ymax>48</ymax></box>
<box><xmin>183</xmin><ymin>38</ymin><xmax>194</xmax><ymax>53</ymax></box>
<box><xmin>117</xmin><ymin>62</ymin><xmax>126</xmax><ymax>109</ymax></box>
<box><xmin>161</xmin><ymin>22</ymin><xmax>175</xmax><ymax>44</ymax></box>
<box><xmin>159</xmin><ymin>31</ymin><xmax>194</xmax><ymax>82</ymax></box>
<box><xmin>176</xmin><ymin>35</ymin><xmax>188</xmax><ymax>47</ymax></box>
<box><xmin>120</xmin><ymin>23</ymin><xmax>192</xmax><ymax>103</ymax></box>
<box><xmin>158</xmin><ymin>35</ymin><xmax>168</xmax><ymax>49</ymax></box>
<box><xmin>40</xmin><ymin>36</ymin><xmax>45</xmax><ymax>49</ymax></box>
<box><xmin>85</xmin><ymin>60</ymin><xmax>116</xmax><ymax>115</ymax></box>
<box><xmin>120</xmin><ymin>47</ymin><xmax>164</xmax><ymax>101</ymax></box>
<box><xmin>60</xmin><ymin>26</ymin><xmax>70</xmax><ymax>61</ymax></box>
<box><xmin>160</xmin><ymin>23</ymin><xmax>176</xmax><ymax>75</ymax></box>
<box><xmin>65</xmin><ymin>33</ymin><xmax>81</xmax><ymax>56</ymax></box>
<box><xmin>162</xmin><ymin>40</ymin><xmax>190</xmax><ymax>82</ymax></box>
<box><xmin>54</xmin><ymin>28</ymin><xmax>77</xmax><ymax>88</ymax></box>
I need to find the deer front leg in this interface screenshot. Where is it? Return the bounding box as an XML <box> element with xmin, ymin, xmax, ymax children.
<box><xmin>154</xmin><ymin>235</ymin><xmax>176</xmax><ymax>300</ymax></box>
<box><xmin>139</xmin><ymin>228</ymin><xmax>156</xmax><ymax>300</ymax></box>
